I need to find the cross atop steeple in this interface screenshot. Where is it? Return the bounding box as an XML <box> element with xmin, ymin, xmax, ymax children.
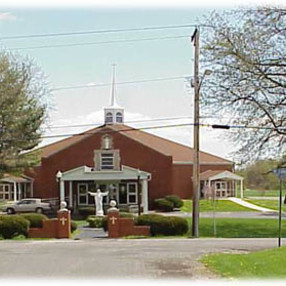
<box><xmin>104</xmin><ymin>65</ymin><xmax>124</xmax><ymax>125</ymax></box>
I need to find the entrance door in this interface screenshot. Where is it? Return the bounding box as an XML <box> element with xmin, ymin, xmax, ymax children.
<box><xmin>215</xmin><ymin>181</ymin><xmax>227</xmax><ymax>197</ymax></box>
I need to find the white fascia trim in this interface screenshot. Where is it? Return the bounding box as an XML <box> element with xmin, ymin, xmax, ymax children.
<box><xmin>173</xmin><ymin>161</ymin><xmax>233</xmax><ymax>165</ymax></box>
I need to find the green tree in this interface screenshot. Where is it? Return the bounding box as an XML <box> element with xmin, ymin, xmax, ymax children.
<box><xmin>201</xmin><ymin>7</ymin><xmax>286</xmax><ymax>163</ymax></box>
<box><xmin>0</xmin><ymin>51</ymin><xmax>48</xmax><ymax>177</ymax></box>
<box><xmin>238</xmin><ymin>160</ymin><xmax>280</xmax><ymax>190</ymax></box>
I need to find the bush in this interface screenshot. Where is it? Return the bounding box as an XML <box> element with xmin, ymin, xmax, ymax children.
<box><xmin>78</xmin><ymin>207</ymin><xmax>96</xmax><ymax>219</ymax></box>
<box><xmin>136</xmin><ymin>214</ymin><xmax>188</xmax><ymax>236</ymax></box>
<box><xmin>0</xmin><ymin>215</ymin><xmax>30</xmax><ymax>239</ymax></box>
<box><xmin>87</xmin><ymin>215</ymin><xmax>105</xmax><ymax>228</ymax></box>
<box><xmin>154</xmin><ymin>198</ymin><xmax>174</xmax><ymax>212</ymax></box>
<box><xmin>71</xmin><ymin>221</ymin><xmax>77</xmax><ymax>233</ymax></box>
<box><xmin>20</xmin><ymin>213</ymin><xmax>48</xmax><ymax>228</ymax></box>
<box><xmin>165</xmin><ymin>195</ymin><xmax>183</xmax><ymax>208</ymax></box>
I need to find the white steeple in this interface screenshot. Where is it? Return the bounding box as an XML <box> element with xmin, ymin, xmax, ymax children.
<box><xmin>104</xmin><ymin>65</ymin><xmax>124</xmax><ymax>125</ymax></box>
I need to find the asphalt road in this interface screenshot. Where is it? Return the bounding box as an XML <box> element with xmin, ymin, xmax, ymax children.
<box><xmin>0</xmin><ymin>238</ymin><xmax>284</xmax><ymax>279</ymax></box>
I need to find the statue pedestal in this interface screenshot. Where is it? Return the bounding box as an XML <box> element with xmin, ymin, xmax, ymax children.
<box><xmin>107</xmin><ymin>210</ymin><xmax>120</xmax><ymax>238</ymax></box>
<box><xmin>57</xmin><ymin>210</ymin><xmax>71</xmax><ymax>238</ymax></box>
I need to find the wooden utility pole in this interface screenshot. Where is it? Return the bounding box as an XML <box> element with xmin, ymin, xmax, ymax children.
<box><xmin>191</xmin><ymin>27</ymin><xmax>200</xmax><ymax>238</ymax></box>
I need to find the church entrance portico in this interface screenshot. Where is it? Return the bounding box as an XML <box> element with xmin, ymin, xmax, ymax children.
<box><xmin>57</xmin><ymin>165</ymin><xmax>151</xmax><ymax>214</ymax></box>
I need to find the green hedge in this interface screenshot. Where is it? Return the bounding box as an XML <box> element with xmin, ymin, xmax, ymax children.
<box><xmin>136</xmin><ymin>214</ymin><xmax>188</xmax><ymax>236</ymax></box>
<box><xmin>20</xmin><ymin>213</ymin><xmax>48</xmax><ymax>228</ymax></box>
<box><xmin>0</xmin><ymin>215</ymin><xmax>30</xmax><ymax>239</ymax></box>
<box><xmin>71</xmin><ymin>221</ymin><xmax>78</xmax><ymax>233</ymax></box>
<box><xmin>154</xmin><ymin>198</ymin><xmax>174</xmax><ymax>212</ymax></box>
<box><xmin>165</xmin><ymin>195</ymin><xmax>183</xmax><ymax>208</ymax></box>
<box><xmin>87</xmin><ymin>216</ymin><xmax>105</xmax><ymax>228</ymax></box>
<box><xmin>78</xmin><ymin>207</ymin><xmax>96</xmax><ymax>218</ymax></box>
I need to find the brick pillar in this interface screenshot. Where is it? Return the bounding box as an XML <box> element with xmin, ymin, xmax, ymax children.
<box><xmin>107</xmin><ymin>210</ymin><xmax>120</xmax><ymax>238</ymax></box>
<box><xmin>57</xmin><ymin>210</ymin><xmax>71</xmax><ymax>239</ymax></box>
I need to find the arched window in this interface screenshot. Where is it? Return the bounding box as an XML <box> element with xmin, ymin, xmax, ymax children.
<box><xmin>116</xmin><ymin>112</ymin><xmax>123</xmax><ymax>123</ymax></box>
<box><xmin>105</xmin><ymin>112</ymin><xmax>113</xmax><ymax>124</ymax></box>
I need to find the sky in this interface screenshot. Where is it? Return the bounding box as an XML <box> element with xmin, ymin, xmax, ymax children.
<box><xmin>0</xmin><ymin>1</ymin><xmax>281</xmax><ymax>163</ymax></box>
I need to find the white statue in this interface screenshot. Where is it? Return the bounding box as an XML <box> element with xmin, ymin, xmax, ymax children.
<box><xmin>88</xmin><ymin>189</ymin><xmax>109</xmax><ymax>216</ymax></box>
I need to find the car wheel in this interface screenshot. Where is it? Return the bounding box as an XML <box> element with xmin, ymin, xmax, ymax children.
<box><xmin>7</xmin><ymin>208</ymin><xmax>15</xmax><ymax>215</ymax></box>
<box><xmin>35</xmin><ymin>208</ymin><xmax>43</xmax><ymax>214</ymax></box>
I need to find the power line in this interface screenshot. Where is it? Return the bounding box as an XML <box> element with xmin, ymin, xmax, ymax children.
<box><xmin>43</xmin><ymin>116</ymin><xmax>193</xmax><ymax>130</ymax></box>
<box><xmin>0</xmin><ymin>24</ymin><xmax>197</xmax><ymax>41</ymax></box>
<box><xmin>4</xmin><ymin>122</ymin><xmax>286</xmax><ymax>143</ymax></box>
<box><xmin>51</xmin><ymin>75</ymin><xmax>191</xmax><ymax>91</ymax></box>
<box><xmin>9</xmin><ymin>35</ymin><xmax>190</xmax><ymax>51</ymax></box>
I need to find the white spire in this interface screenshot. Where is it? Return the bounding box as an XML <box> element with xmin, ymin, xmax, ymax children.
<box><xmin>104</xmin><ymin>64</ymin><xmax>124</xmax><ymax>125</ymax></box>
<box><xmin>110</xmin><ymin>64</ymin><xmax>117</xmax><ymax>107</ymax></box>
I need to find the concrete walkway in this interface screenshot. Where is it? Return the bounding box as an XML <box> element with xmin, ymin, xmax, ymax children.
<box><xmin>228</xmin><ymin>197</ymin><xmax>276</xmax><ymax>212</ymax></box>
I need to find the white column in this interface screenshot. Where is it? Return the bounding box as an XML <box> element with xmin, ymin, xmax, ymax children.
<box><xmin>240</xmin><ymin>179</ymin><xmax>244</xmax><ymax>199</ymax></box>
<box><xmin>60</xmin><ymin>180</ymin><xmax>65</xmax><ymax>202</ymax></box>
<box><xmin>13</xmin><ymin>182</ymin><xmax>17</xmax><ymax>201</ymax></box>
<box><xmin>18</xmin><ymin>183</ymin><xmax>22</xmax><ymax>200</ymax></box>
<box><xmin>142</xmin><ymin>179</ymin><xmax>148</xmax><ymax>214</ymax></box>
<box><xmin>69</xmin><ymin>181</ymin><xmax>73</xmax><ymax>207</ymax></box>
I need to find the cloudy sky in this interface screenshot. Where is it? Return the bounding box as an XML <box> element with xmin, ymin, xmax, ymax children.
<box><xmin>0</xmin><ymin>1</ymin><xmax>280</xmax><ymax>162</ymax></box>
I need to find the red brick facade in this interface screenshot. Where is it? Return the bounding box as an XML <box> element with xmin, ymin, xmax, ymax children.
<box><xmin>26</xmin><ymin>124</ymin><xmax>234</xmax><ymax>209</ymax></box>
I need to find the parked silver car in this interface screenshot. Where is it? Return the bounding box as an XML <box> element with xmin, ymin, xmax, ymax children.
<box><xmin>2</xmin><ymin>199</ymin><xmax>52</xmax><ymax>214</ymax></box>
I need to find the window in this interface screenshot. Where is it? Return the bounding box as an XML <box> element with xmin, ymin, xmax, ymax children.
<box><xmin>128</xmin><ymin>183</ymin><xmax>137</xmax><ymax>204</ymax></box>
<box><xmin>116</xmin><ymin>112</ymin><xmax>123</xmax><ymax>123</ymax></box>
<box><xmin>119</xmin><ymin>184</ymin><xmax>127</xmax><ymax>204</ymax></box>
<box><xmin>101</xmin><ymin>153</ymin><xmax>114</xmax><ymax>170</ymax></box>
<box><xmin>0</xmin><ymin>184</ymin><xmax>10</xmax><ymax>200</ymax></box>
<box><xmin>105</xmin><ymin>112</ymin><xmax>113</xmax><ymax>124</ymax></box>
<box><xmin>78</xmin><ymin>183</ymin><xmax>88</xmax><ymax>205</ymax></box>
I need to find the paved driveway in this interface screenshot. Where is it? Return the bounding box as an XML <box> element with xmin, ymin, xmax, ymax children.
<box><xmin>0</xmin><ymin>238</ymin><xmax>284</xmax><ymax>279</ymax></box>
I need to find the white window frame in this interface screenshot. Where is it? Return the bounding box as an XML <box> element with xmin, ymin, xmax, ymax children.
<box><xmin>105</xmin><ymin>112</ymin><xmax>113</xmax><ymax>124</ymax></box>
<box><xmin>116</xmin><ymin>112</ymin><xmax>123</xmax><ymax>123</ymax></box>
<box><xmin>101</xmin><ymin>153</ymin><xmax>114</xmax><ymax>170</ymax></box>
<box><xmin>0</xmin><ymin>184</ymin><xmax>10</xmax><ymax>200</ymax></box>
<box><xmin>127</xmin><ymin>183</ymin><xmax>138</xmax><ymax>204</ymax></box>
<box><xmin>77</xmin><ymin>183</ymin><xmax>88</xmax><ymax>205</ymax></box>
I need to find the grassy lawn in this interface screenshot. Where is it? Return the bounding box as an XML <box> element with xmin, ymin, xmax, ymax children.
<box><xmin>245</xmin><ymin>199</ymin><xmax>286</xmax><ymax>212</ymax></box>
<box><xmin>202</xmin><ymin>246</ymin><xmax>286</xmax><ymax>278</ymax></box>
<box><xmin>244</xmin><ymin>189</ymin><xmax>280</xmax><ymax>197</ymax></box>
<box><xmin>181</xmin><ymin>199</ymin><xmax>254</xmax><ymax>213</ymax></box>
<box><xmin>197</xmin><ymin>218</ymin><xmax>286</xmax><ymax>238</ymax></box>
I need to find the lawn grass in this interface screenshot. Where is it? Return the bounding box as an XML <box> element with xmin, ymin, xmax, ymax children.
<box><xmin>197</xmin><ymin>218</ymin><xmax>286</xmax><ymax>238</ymax></box>
<box><xmin>181</xmin><ymin>199</ymin><xmax>254</xmax><ymax>213</ymax></box>
<box><xmin>245</xmin><ymin>199</ymin><xmax>286</xmax><ymax>212</ymax></box>
<box><xmin>202</xmin><ymin>246</ymin><xmax>286</xmax><ymax>278</ymax></box>
<box><xmin>244</xmin><ymin>189</ymin><xmax>280</xmax><ymax>197</ymax></box>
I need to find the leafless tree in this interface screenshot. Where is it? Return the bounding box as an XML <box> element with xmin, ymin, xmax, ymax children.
<box><xmin>201</xmin><ymin>7</ymin><xmax>286</xmax><ymax>163</ymax></box>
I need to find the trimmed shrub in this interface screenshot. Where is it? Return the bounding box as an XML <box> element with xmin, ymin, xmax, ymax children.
<box><xmin>78</xmin><ymin>207</ymin><xmax>96</xmax><ymax>219</ymax></box>
<box><xmin>136</xmin><ymin>214</ymin><xmax>188</xmax><ymax>236</ymax></box>
<box><xmin>20</xmin><ymin>213</ymin><xmax>48</xmax><ymax>228</ymax></box>
<box><xmin>87</xmin><ymin>215</ymin><xmax>105</xmax><ymax>228</ymax></box>
<box><xmin>165</xmin><ymin>195</ymin><xmax>184</xmax><ymax>209</ymax></box>
<box><xmin>0</xmin><ymin>215</ymin><xmax>30</xmax><ymax>239</ymax></box>
<box><xmin>154</xmin><ymin>198</ymin><xmax>174</xmax><ymax>212</ymax></box>
<box><xmin>71</xmin><ymin>221</ymin><xmax>78</xmax><ymax>233</ymax></box>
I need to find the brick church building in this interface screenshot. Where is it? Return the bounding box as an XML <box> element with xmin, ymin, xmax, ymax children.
<box><xmin>0</xmin><ymin>71</ymin><xmax>244</xmax><ymax>211</ymax></box>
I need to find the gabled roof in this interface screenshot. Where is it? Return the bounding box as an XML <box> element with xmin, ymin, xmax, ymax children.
<box><xmin>36</xmin><ymin>124</ymin><xmax>233</xmax><ymax>165</ymax></box>
<box><xmin>200</xmin><ymin>170</ymin><xmax>243</xmax><ymax>181</ymax></box>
